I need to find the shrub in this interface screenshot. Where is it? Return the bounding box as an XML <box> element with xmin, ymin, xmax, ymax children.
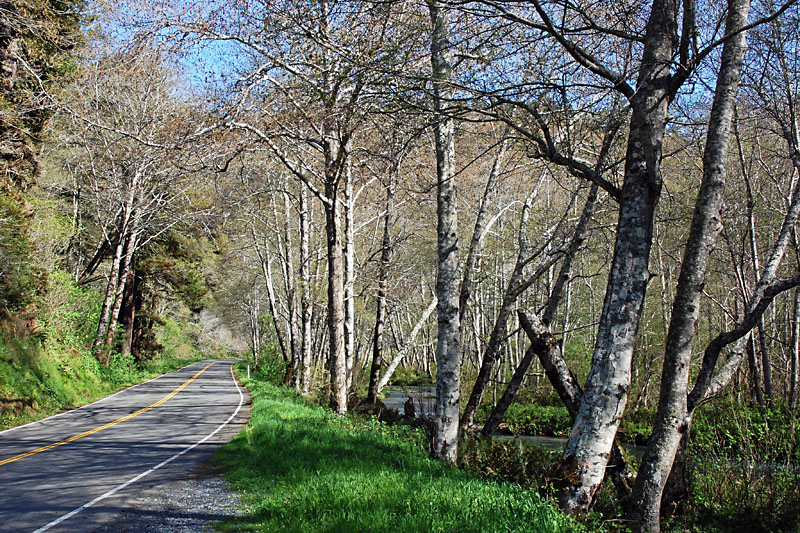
<box><xmin>688</xmin><ymin>401</ymin><xmax>800</xmax><ymax>532</ymax></box>
<box><xmin>504</xmin><ymin>404</ymin><xmax>572</xmax><ymax>437</ymax></box>
<box><xmin>459</xmin><ymin>434</ymin><xmax>559</xmax><ymax>490</ymax></box>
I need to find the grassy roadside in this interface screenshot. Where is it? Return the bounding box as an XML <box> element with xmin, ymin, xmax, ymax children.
<box><xmin>216</xmin><ymin>367</ymin><xmax>582</xmax><ymax>532</ymax></box>
<box><xmin>0</xmin><ymin>334</ymin><xmax>207</xmax><ymax>430</ymax></box>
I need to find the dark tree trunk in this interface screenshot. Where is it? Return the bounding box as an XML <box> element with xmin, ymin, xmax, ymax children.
<box><xmin>367</xmin><ymin>183</ymin><xmax>394</xmax><ymax>403</ymax></box>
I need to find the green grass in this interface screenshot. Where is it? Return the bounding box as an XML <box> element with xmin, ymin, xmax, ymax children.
<box><xmin>0</xmin><ymin>269</ymin><xmax>218</xmax><ymax>430</ymax></box>
<box><xmin>0</xmin><ymin>333</ymin><xmax>207</xmax><ymax>429</ymax></box>
<box><xmin>217</xmin><ymin>371</ymin><xmax>582</xmax><ymax>532</ymax></box>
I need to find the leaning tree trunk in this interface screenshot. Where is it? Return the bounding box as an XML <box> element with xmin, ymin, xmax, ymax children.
<box><xmin>458</xmin><ymin>135</ymin><xmax>507</xmax><ymax>327</ymax></box>
<box><xmin>429</xmin><ymin>0</ymin><xmax>461</xmax><ymax>464</ymax></box>
<box><xmin>629</xmin><ymin>2</ymin><xmax>751</xmax><ymax>529</ymax></box>
<box><xmin>374</xmin><ymin>296</ymin><xmax>438</xmax><ymax>395</ymax></box>
<box><xmin>559</xmin><ymin>0</ymin><xmax>676</xmax><ymax>513</ymax></box>
<box><xmin>461</xmin><ymin>185</ymin><xmax>544</xmax><ymax>430</ymax></box>
<box><xmin>482</xmin><ymin>183</ymin><xmax>598</xmax><ymax>435</ymax></box>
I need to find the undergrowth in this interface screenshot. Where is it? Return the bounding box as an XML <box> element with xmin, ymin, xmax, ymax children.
<box><xmin>217</xmin><ymin>367</ymin><xmax>582</xmax><ymax>533</ymax></box>
<box><xmin>0</xmin><ymin>270</ymin><xmax>209</xmax><ymax>429</ymax></box>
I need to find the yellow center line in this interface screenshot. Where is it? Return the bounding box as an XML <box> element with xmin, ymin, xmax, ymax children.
<box><xmin>0</xmin><ymin>362</ymin><xmax>217</xmax><ymax>467</ymax></box>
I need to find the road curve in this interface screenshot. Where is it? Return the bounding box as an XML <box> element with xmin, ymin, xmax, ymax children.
<box><xmin>0</xmin><ymin>359</ymin><xmax>246</xmax><ymax>532</ymax></box>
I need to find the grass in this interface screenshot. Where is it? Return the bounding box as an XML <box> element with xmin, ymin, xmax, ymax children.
<box><xmin>216</xmin><ymin>369</ymin><xmax>582</xmax><ymax>533</ymax></box>
<box><xmin>0</xmin><ymin>269</ymin><xmax>220</xmax><ymax>430</ymax></box>
<box><xmin>0</xmin><ymin>333</ymin><xmax>207</xmax><ymax>429</ymax></box>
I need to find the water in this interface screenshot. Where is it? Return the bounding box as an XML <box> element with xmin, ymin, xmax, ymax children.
<box><xmin>384</xmin><ymin>386</ymin><xmax>646</xmax><ymax>457</ymax></box>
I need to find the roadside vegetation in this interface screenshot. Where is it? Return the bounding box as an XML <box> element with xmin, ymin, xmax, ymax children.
<box><xmin>0</xmin><ymin>269</ymin><xmax>219</xmax><ymax>430</ymax></box>
<box><xmin>4</xmin><ymin>0</ymin><xmax>800</xmax><ymax>530</ymax></box>
<box><xmin>218</xmin><ymin>362</ymin><xmax>581</xmax><ymax>533</ymax></box>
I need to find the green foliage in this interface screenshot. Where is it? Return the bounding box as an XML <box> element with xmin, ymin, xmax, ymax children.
<box><xmin>0</xmin><ymin>268</ymin><xmax>206</xmax><ymax>429</ymax></box>
<box><xmin>500</xmin><ymin>404</ymin><xmax>573</xmax><ymax>437</ymax></box>
<box><xmin>618</xmin><ymin>408</ymin><xmax>654</xmax><ymax>445</ymax></box>
<box><xmin>0</xmin><ymin>192</ymin><xmax>41</xmax><ymax>310</ymax></box>
<box><xmin>688</xmin><ymin>402</ymin><xmax>800</xmax><ymax>532</ymax></box>
<box><xmin>459</xmin><ymin>435</ymin><xmax>560</xmax><ymax>491</ymax></box>
<box><xmin>250</xmin><ymin>345</ymin><xmax>287</xmax><ymax>385</ymax></box>
<box><xmin>155</xmin><ymin>318</ymin><xmax>199</xmax><ymax>361</ymax></box>
<box><xmin>389</xmin><ymin>366</ymin><xmax>434</xmax><ymax>387</ymax></box>
<box><xmin>217</xmin><ymin>371</ymin><xmax>582</xmax><ymax>533</ymax></box>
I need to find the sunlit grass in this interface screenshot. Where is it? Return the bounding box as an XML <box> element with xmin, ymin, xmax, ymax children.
<box><xmin>217</xmin><ymin>372</ymin><xmax>582</xmax><ymax>532</ymax></box>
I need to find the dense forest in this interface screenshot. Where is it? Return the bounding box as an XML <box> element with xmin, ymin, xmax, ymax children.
<box><xmin>2</xmin><ymin>0</ymin><xmax>800</xmax><ymax>531</ymax></box>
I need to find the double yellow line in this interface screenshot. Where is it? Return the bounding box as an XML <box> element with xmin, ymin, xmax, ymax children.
<box><xmin>0</xmin><ymin>362</ymin><xmax>216</xmax><ymax>467</ymax></box>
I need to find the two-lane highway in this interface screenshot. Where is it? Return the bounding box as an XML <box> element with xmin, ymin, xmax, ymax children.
<box><xmin>0</xmin><ymin>360</ymin><xmax>246</xmax><ymax>532</ymax></box>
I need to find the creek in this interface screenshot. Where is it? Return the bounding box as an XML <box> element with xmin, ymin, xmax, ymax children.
<box><xmin>383</xmin><ymin>385</ymin><xmax>647</xmax><ymax>458</ymax></box>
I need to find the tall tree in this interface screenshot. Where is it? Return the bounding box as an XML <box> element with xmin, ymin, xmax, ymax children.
<box><xmin>428</xmin><ymin>0</ymin><xmax>461</xmax><ymax>464</ymax></box>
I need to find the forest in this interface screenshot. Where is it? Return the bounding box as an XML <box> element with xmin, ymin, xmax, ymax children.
<box><xmin>2</xmin><ymin>0</ymin><xmax>800</xmax><ymax>531</ymax></box>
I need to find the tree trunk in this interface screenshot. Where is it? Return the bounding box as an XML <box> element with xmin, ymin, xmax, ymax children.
<box><xmin>510</xmin><ymin>310</ymin><xmax>634</xmax><ymax>499</ymax></box>
<box><xmin>429</xmin><ymin>0</ymin><xmax>461</xmax><ymax>464</ymax></box>
<box><xmin>458</xmin><ymin>135</ymin><xmax>507</xmax><ymax>326</ymax></box>
<box><xmin>118</xmin><ymin>265</ymin><xmax>138</xmax><ymax>360</ymax></box>
<box><xmin>344</xmin><ymin>166</ymin><xmax>356</xmax><ymax>391</ymax></box>
<box><xmin>747</xmin><ymin>334</ymin><xmax>767</xmax><ymax>411</ymax></box>
<box><xmin>559</xmin><ymin>0</ymin><xmax>677</xmax><ymax>513</ymax></box>
<box><xmin>99</xmin><ymin>229</ymin><xmax>139</xmax><ymax>365</ymax></box>
<box><xmin>300</xmin><ymin>186</ymin><xmax>313</xmax><ymax>396</ymax></box>
<box><xmin>325</xmin><ymin>184</ymin><xmax>348</xmax><ymax>414</ymax></box>
<box><xmin>791</xmin><ymin>286</ymin><xmax>800</xmax><ymax>411</ymax></box>
<box><xmin>367</xmin><ymin>182</ymin><xmax>395</xmax><ymax>403</ymax></box>
<box><xmin>629</xmin><ymin>3</ymin><xmax>752</xmax><ymax>527</ymax></box>
<box><xmin>461</xmin><ymin>185</ymin><xmax>543</xmax><ymax>430</ymax></box>
<box><xmin>92</xmin><ymin>234</ymin><xmax>125</xmax><ymax>357</ymax></box>
<box><xmin>261</xmin><ymin>247</ymin><xmax>291</xmax><ymax>365</ymax></box>
<box><xmin>374</xmin><ymin>296</ymin><xmax>438</xmax><ymax>395</ymax></box>
<box><xmin>281</xmin><ymin>190</ymin><xmax>301</xmax><ymax>389</ymax></box>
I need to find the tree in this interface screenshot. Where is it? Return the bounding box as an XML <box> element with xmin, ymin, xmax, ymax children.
<box><xmin>56</xmin><ymin>48</ymin><xmax>208</xmax><ymax>363</ymax></box>
<box><xmin>629</xmin><ymin>1</ymin><xmax>752</xmax><ymax>528</ymax></box>
<box><xmin>427</xmin><ymin>0</ymin><xmax>462</xmax><ymax>464</ymax></box>
<box><xmin>0</xmin><ymin>0</ymin><xmax>81</xmax><ymax>311</ymax></box>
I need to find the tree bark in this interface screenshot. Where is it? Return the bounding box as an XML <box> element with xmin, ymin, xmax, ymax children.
<box><xmin>99</xmin><ymin>228</ymin><xmax>139</xmax><ymax>365</ymax></box>
<box><xmin>791</xmin><ymin>286</ymin><xmax>800</xmax><ymax>411</ymax></box>
<box><xmin>93</xmin><ymin>233</ymin><xmax>125</xmax><ymax>357</ymax></box>
<box><xmin>255</xmin><ymin>230</ymin><xmax>291</xmax><ymax>366</ymax></box>
<box><xmin>428</xmin><ymin>0</ymin><xmax>461</xmax><ymax>464</ymax></box>
<box><xmin>118</xmin><ymin>265</ymin><xmax>138</xmax><ymax>360</ymax></box>
<box><xmin>508</xmin><ymin>310</ymin><xmax>634</xmax><ymax>499</ymax></box>
<box><xmin>344</xmin><ymin>165</ymin><xmax>356</xmax><ymax>391</ymax></box>
<box><xmin>559</xmin><ymin>0</ymin><xmax>677</xmax><ymax>513</ymax></box>
<box><xmin>299</xmin><ymin>185</ymin><xmax>313</xmax><ymax>396</ymax></box>
<box><xmin>628</xmin><ymin>2</ymin><xmax>751</xmax><ymax>529</ymax></box>
<box><xmin>367</xmin><ymin>181</ymin><xmax>395</xmax><ymax>403</ymax></box>
<box><xmin>325</xmin><ymin>185</ymin><xmax>348</xmax><ymax>414</ymax></box>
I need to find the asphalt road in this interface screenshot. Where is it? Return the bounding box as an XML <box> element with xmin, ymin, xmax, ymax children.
<box><xmin>0</xmin><ymin>360</ymin><xmax>246</xmax><ymax>533</ymax></box>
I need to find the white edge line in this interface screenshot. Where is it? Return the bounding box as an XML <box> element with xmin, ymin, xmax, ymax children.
<box><xmin>0</xmin><ymin>361</ymin><xmax>211</xmax><ymax>436</ymax></box>
<box><xmin>32</xmin><ymin>362</ymin><xmax>245</xmax><ymax>533</ymax></box>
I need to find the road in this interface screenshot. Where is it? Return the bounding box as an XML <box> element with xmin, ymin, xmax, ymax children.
<box><xmin>0</xmin><ymin>360</ymin><xmax>246</xmax><ymax>532</ymax></box>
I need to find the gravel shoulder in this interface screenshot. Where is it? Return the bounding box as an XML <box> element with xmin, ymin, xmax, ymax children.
<box><xmin>93</xmin><ymin>376</ymin><xmax>252</xmax><ymax>532</ymax></box>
